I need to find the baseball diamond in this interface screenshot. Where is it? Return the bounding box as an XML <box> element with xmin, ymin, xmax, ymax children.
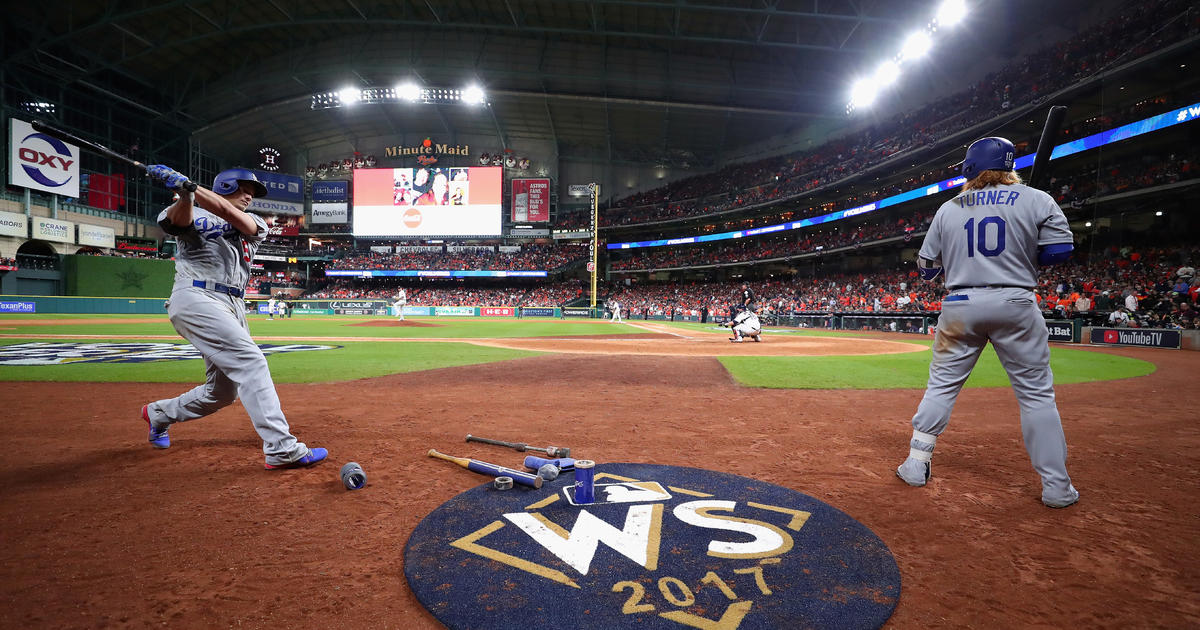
<box><xmin>2</xmin><ymin>0</ymin><xmax>1200</xmax><ymax>628</ymax></box>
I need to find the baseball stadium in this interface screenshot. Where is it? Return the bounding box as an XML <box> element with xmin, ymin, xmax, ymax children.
<box><xmin>2</xmin><ymin>1</ymin><xmax>1198</xmax><ymax>628</ymax></box>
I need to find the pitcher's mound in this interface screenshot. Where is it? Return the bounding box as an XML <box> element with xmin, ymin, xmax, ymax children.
<box><xmin>349</xmin><ymin>320</ymin><xmax>439</xmax><ymax>328</ymax></box>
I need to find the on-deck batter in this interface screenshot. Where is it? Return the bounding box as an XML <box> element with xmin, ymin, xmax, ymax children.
<box><xmin>140</xmin><ymin>166</ymin><xmax>327</xmax><ymax>469</ymax></box>
<box><xmin>896</xmin><ymin>137</ymin><xmax>1078</xmax><ymax>508</ymax></box>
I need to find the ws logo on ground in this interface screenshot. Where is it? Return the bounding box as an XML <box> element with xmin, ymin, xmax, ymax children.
<box><xmin>0</xmin><ymin>342</ymin><xmax>340</xmax><ymax>365</ymax></box>
<box><xmin>405</xmin><ymin>463</ymin><xmax>899</xmax><ymax>630</ymax></box>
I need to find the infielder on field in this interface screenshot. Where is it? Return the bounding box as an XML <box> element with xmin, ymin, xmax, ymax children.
<box><xmin>609</xmin><ymin>298</ymin><xmax>623</xmax><ymax>323</ymax></box>
<box><xmin>728</xmin><ymin>306</ymin><xmax>761</xmax><ymax>342</ymax></box>
<box><xmin>140</xmin><ymin>166</ymin><xmax>327</xmax><ymax>469</ymax></box>
<box><xmin>896</xmin><ymin>137</ymin><xmax>1078</xmax><ymax>508</ymax></box>
<box><xmin>393</xmin><ymin>288</ymin><xmax>407</xmax><ymax>321</ymax></box>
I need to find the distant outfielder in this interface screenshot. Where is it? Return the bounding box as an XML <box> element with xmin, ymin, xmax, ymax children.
<box><xmin>393</xmin><ymin>288</ymin><xmax>407</xmax><ymax>320</ymax></box>
<box><xmin>727</xmin><ymin>306</ymin><xmax>761</xmax><ymax>342</ymax></box>
<box><xmin>895</xmin><ymin>137</ymin><xmax>1078</xmax><ymax>508</ymax></box>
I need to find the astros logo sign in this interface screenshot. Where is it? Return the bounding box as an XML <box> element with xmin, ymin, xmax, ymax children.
<box><xmin>405</xmin><ymin>463</ymin><xmax>900</xmax><ymax>629</ymax></box>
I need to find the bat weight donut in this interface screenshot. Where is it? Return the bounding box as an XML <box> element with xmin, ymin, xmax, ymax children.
<box><xmin>493</xmin><ymin>476</ymin><xmax>514</xmax><ymax>490</ymax></box>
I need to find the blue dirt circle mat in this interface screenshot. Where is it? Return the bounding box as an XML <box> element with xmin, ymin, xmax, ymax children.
<box><xmin>404</xmin><ymin>463</ymin><xmax>900</xmax><ymax>629</ymax></box>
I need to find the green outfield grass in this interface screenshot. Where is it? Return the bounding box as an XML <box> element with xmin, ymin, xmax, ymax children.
<box><xmin>0</xmin><ymin>315</ymin><xmax>1158</xmax><ymax>388</ymax></box>
<box><xmin>0</xmin><ymin>338</ymin><xmax>541</xmax><ymax>383</ymax></box>
<box><xmin>0</xmin><ymin>315</ymin><xmax>646</xmax><ymax>339</ymax></box>
<box><xmin>719</xmin><ymin>343</ymin><xmax>1155</xmax><ymax>388</ymax></box>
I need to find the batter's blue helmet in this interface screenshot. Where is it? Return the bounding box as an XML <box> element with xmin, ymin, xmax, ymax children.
<box><xmin>212</xmin><ymin>168</ymin><xmax>268</xmax><ymax>197</ymax></box>
<box><xmin>961</xmin><ymin>137</ymin><xmax>1016</xmax><ymax>179</ymax></box>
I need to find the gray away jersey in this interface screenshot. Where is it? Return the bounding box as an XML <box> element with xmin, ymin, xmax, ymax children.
<box><xmin>158</xmin><ymin>204</ymin><xmax>267</xmax><ymax>290</ymax></box>
<box><xmin>919</xmin><ymin>183</ymin><xmax>1073</xmax><ymax>290</ymax></box>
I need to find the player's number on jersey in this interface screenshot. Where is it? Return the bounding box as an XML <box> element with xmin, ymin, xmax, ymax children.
<box><xmin>964</xmin><ymin>216</ymin><xmax>1006</xmax><ymax>257</ymax></box>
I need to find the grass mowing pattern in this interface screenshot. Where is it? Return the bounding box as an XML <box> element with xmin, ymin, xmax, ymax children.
<box><xmin>0</xmin><ymin>339</ymin><xmax>541</xmax><ymax>383</ymax></box>
<box><xmin>719</xmin><ymin>344</ymin><xmax>1156</xmax><ymax>389</ymax></box>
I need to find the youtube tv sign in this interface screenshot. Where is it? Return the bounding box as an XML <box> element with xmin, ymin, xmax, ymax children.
<box><xmin>1090</xmin><ymin>327</ymin><xmax>1181</xmax><ymax>349</ymax></box>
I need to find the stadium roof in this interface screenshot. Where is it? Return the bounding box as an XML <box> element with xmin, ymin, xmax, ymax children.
<box><xmin>3</xmin><ymin>0</ymin><xmax>1096</xmax><ymax>170</ymax></box>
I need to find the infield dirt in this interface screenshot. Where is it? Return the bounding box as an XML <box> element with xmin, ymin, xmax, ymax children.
<box><xmin>0</xmin><ymin>339</ymin><xmax>1196</xmax><ymax>628</ymax></box>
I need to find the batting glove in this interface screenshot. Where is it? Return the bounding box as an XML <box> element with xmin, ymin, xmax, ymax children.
<box><xmin>147</xmin><ymin>164</ymin><xmax>189</xmax><ymax>190</ymax></box>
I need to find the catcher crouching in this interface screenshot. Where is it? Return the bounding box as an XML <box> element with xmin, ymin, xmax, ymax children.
<box><xmin>728</xmin><ymin>305</ymin><xmax>762</xmax><ymax>343</ymax></box>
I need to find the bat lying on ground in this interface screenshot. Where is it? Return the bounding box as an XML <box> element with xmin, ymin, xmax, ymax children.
<box><xmin>427</xmin><ymin>449</ymin><xmax>543</xmax><ymax>489</ymax></box>
<box><xmin>524</xmin><ymin>455</ymin><xmax>576</xmax><ymax>471</ymax></box>
<box><xmin>465</xmin><ymin>434</ymin><xmax>570</xmax><ymax>458</ymax></box>
<box><xmin>30</xmin><ymin>119</ymin><xmax>198</xmax><ymax>192</ymax></box>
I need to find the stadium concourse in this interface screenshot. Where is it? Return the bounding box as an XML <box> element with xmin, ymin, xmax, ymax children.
<box><xmin>3</xmin><ymin>0</ymin><xmax>1200</xmax><ymax>627</ymax></box>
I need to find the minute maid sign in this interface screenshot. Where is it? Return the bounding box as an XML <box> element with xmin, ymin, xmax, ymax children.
<box><xmin>405</xmin><ymin>463</ymin><xmax>899</xmax><ymax>629</ymax></box>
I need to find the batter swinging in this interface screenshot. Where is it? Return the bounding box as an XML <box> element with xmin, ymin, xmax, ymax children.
<box><xmin>140</xmin><ymin>166</ymin><xmax>327</xmax><ymax>470</ymax></box>
<box><xmin>896</xmin><ymin>137</ymin><xmax>1079</xmax><ymax>508</ymax></box>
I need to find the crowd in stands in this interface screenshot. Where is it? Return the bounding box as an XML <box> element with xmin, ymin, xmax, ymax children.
<box><xmin>324</xmin><ymin>244</ymin><xmax>586</xmax><ymax>271</ymax></box>
<box><xmin>14</xmin><ymin>254</ymin><xmax>59</xmax><ymax>270</ymax></box>
<box><xmin>603</xmin><ymin>244</ymin><xmax>1199</xmax><ymax>329</ymax></box>
<box><xmin>609</xmin><ymin>143</ymin><xmax>1196</xmax><ymax>272</ymax></box>
<box><xmin>610</xmin><ymin>213</ymin><xmax>930</xmax><ymax>271</ymax></box>
<box><xmin>300</xmin><ymin>278</ymin><xmax>591</xmax><ymax>307</ymax></box>
<box><xmin>247</xmin><ymin>271</ymin><xmax>305</xmax><ymax>296</ymax></box>
<box><xmin>604</xmin><ymin>0</ymin><xmax>1197</xmax><ymax>226</ymax></box>
<box><xmin>0</xmin><ymin>257</ymin><xmax>16</xmax><ymax>269</ymax></box>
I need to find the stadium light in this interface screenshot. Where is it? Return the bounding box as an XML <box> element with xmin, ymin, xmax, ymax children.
<box><xmin>874</xmin><ymin>60</ymin><xmax>900</xmax><ymax>87</ymax></box>
<box><xmin>397</xmin><ymin>82</ymin><xmax>422</xmax><ymax>102</ymax></box>
<box><xmin>899</xmin><ymin>31</ymin><xmax>933</xmax><ymax>62</ymax></box>
<box><xmin>338</xmin><ymin>87</ymin><xmax>361</xmax><ymax>104</ymax></box>
<box><xmin>849</xmin><ymin>78</ymin><xmax>878</xmax><ymax>109</ymax></box>
<box><xmin>935</xmin><ymin>0</ymin><xmax>967</xmax><ymax>27</ymax></box>
<box><xmin>462</xmin><ymin>85</ymin><xmax>486</xmax><ymax>105</ymax></box>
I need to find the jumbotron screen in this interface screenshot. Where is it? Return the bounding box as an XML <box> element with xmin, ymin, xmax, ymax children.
<box><xmin>352</xmin><ymin>167</ymin><xmax>503</xmax><ymax>237</ymax></box>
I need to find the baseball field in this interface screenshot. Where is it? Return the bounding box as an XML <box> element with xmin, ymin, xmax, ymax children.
<box><xmin>0</xmin><ymin>314</ymin><xmax>1196</xmax><ymax>628</ymax></box>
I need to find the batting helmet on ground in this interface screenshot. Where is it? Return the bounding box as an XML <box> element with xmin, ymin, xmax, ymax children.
<box><xmin>212</xmin><ymin>168</ymin><xmax>268</xmax><ymax>198</ymax></box>
<box><xmin>961</xmin><ymin>137</ymin><xmax>1016</xmax><ymax>179</ymax></box>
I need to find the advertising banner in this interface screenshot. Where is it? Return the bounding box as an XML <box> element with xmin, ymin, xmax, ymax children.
<box><xmin>312</xmin><ymin>180</ymin><xmax>349</xmax><ymax>202</ymax></box>
<box><xmin>247</xmin><ymin>198</ymin><xmax>304</xmax><ymax>216</ymax></box>
<box><xmin>567</xmin><ymin>184</ymin><xmax>590</xmax><ymax>197</ymax></box>
<box><xmin>0</xmin><ymin>301</ymin><xmax>36</xmax><ymax>313</ymax></box>
<box><xmin>33</xmin><ymin>216</ymin><xmax>75</xmax><ymax>243</ymax></box>
<box><xmin>434</xmin><ymin>306</ymin><xmax>477</xmax><ymax>317</ymax></box>
<box><xmin>561</xmin><ymin>307</ymin><xmax>593</xmax><ymax>318</ymax></box>
<box><xmin>311</xmin><ymin>202</ymin><xmax>348</xmax><ymax>223</ymax></box>
<box><xmin>403</xmin><ymin>306</ymin><xmax>432</xmax><ymax>316</ymax></box>
<box><xmin>250</xmin><ymin>169</ymin><xmax>304</xmax><ymax>202</ymax></box>
<box><xmin>511</xmin><ymin>178</ymin><xmax>550</xmax><ymax>222</ymax></box>
<box><xmin>9</xmin><ymin>118</ymin><xmax>80</xmax><ymax>198</ymax></box>
<box><xmin>1090</xmin><ymin>327</ymin><xmax>1181</xmax><ymax>349</ymax></box>
<box><xmin>1045</xmin><ymin>319</ymin><xmax>1078</xmax><ymax>343</ymax></box>
<box><xmin>116</xmin><ymin>237</ymin><xmax>159</xmax><ymax>253</ymax></box>
<box><xmin>0</xmin><ymin>210</ymin><xmax>29</xmax><ymax>237</ymax></box>
<box><xmin>520</xmin><ymin>307</ymin><xmax>557</xmax><ymax>317</ymax></box>
<box><xmin>480</xmin><ymin>306</ymin><xmax>515</xmax><ymax>317</ymax></box>
<box><xmin>78</xmin><ymin>223</ymin><xmax>116</xmax><ymax>248</ymax></box>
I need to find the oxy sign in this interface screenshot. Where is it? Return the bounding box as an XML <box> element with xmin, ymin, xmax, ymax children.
<box><xmin>9</xmin><ymin>119</ymin><xmax>80</xmax><ymax>198</ymax></box>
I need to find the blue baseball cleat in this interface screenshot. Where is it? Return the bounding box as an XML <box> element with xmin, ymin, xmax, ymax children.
<box><xmin>144</xmin><ymin>405</ymin><xmax>170</xmax><ymax>449</ymax></box>
<box><xmin>264</xmin><ymin>447</ymin><xmax>328</xmax><ymax>470</ymax></box>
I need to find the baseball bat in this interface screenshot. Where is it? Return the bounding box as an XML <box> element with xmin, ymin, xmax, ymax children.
<box><xmin>427</xmin><ymin>449</ymin><xmax>543</xmax><ymax>489</ymax></box>
<box><xmin>466</xmin><ymin>434</ymin><xmax>571</xmax><ymax>458</ymax></box>
<box><xmin>29</xmin><ymin>119</ymin><xmax>198</xmax><ymax>192</ymax></box>
<box><xmin>1026</xmin><ymin>105</ymin><xmax>1067</xmax><ymax>190</ymax></box>
<box><xmin>524</xmin><ymin>455</ymin><xmax>576</xmax><ymax>471</ymax></box>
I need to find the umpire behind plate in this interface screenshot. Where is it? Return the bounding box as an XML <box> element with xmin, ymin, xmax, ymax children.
<box><xmin>895</xmin><ymin>136</ymin><xmax>1078</xmax><ymax>509</ymax></box>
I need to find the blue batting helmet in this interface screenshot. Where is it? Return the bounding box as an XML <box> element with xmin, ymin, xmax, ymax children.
<box><xmin>961</xmin><ymin>137</ymin><xmax>1015</xmax><ymax>179</ymax></box>
<box><xmin>212</xmin><ymin>168</ymin><xmax>268</xmax><ymax>198</ymax></box>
